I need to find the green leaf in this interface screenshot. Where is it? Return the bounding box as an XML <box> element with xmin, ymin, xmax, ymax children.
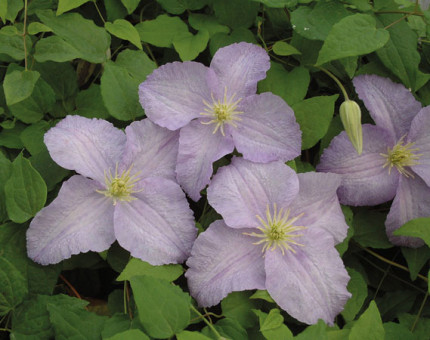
<box><xmin>34</xmin><ymin>35</ymin><xmax>82</xmax><ymax>62</ymax></box>
<box><xmin>399</xmin><ymin>313</ymin><xmax>430</xmax><ymax>340</ymax></box>
<box><xmin>253</xmin><ymin>309</ymin><xmax>293</xmax><ymax>340</ymax></box>
<box><xmin>272</xmin><ymin>41</ymin><xmax>301</xmax><ymax>56</ymax></box>
<box><xmin>352</xmin><ymin>210</ymin><xmax>392</xmax><ymax>249</ymax></box>
<box><xmin>104</xmin><ymin>0</ymin><xmax>127</xmax><ymax>21</ymax></box>
<box><xmin>33</xmin><ymin>61</ymin><xmax>78</xmax><ymax>102</ymax></box>
<box><xmin>0</xmin><ymin>154</ymin><xmax>12</xmax><ymax>222</ymax></box>
<box><xmin>74</xmin><ymin>85</ymin><xmax>110</xmax><ymax>119</ymax></box>
<box><xmin>177</xmin><ymin>331</ymin><xmax>212</xmax><ymax>340</ymax></box>
<box><xmin>157</xmin><ymin>0</ymin><xmax>209</xmax><ymax>14</ymax></box>
<box><xmin>221</xmin><ymin>291</ymin><xmax>258</xmax><ymax>329</ymax></box>
<box><xmin>249</xmin><ymin>290</ymin><xmax>275</xmax><ymax>303</ymax></box>
<box><xmin>383</xmin><ymin>322</ymin><xmax>414</xmax><ymax>340</ymax></box>
<box><xmin>316</xmin><ymin>14</ymin><xmax>390</xmax><ymax>65</ymax></box>
<box><xmin>376</xmin><ymin>15</ymin><xmax>430</xmax><ymax>91</ymax></box>
<box><xmin>5</xmin><ymin>153</ymin><xmax>47</xmax><ymax>223</ymax></box>
<box><xmin>115</xmin><ymin>49</ymin><xmax>156</xmax><ymax>82</ymax></box>
<box><xmin>0</xmin><ymin>121</ymin><xmax>26</xmax><ymax>149</ymax></box>
<box><xmin>4</xmin><ymin>68</ymin><xmax>40</xmax><ymax>106</ymax></box>
<box><xmin>105</xmin><ymin>329</ymin><xmax>150</xmax><ymax>340</ymax></box>
<box><xmin>349</xmin><ymin>301</ymin><xmax>385</xmax><ymax>340</ymax></box>
<box><xmin>209</xmin><ymin>28</ymin><xmax>257</xmax><ymax>56</ymax></box>
<box><xmin>11</xmin><ymin>294</ymin><xmax>84</xmax><ymax>339</ymax></box>
<box><xmin>251</xmin><ymin>0</ymin><xmax>297</xmax><ymax>8</ymax></box>
<box><xmin>0</xmin><ymin>256</ymin><xmax>28</xmax><ymax>316</ymax></box>
<box><xmin>120</xmin><ymin>0</ymin><xmax>139</xmax><ymax>14</ymax></box>
<box><xmin>100</xmin><ymin>62</ymin><xmax>144</xmax><ymax>121</ymax></box>
<box><xmin>105</xmin><ymin>19</ymin><xmax>142</xmax><ymax>50</ymax></box>
<box><xmin>173</xmin><ymin>29</ymin><xmax>209</xmax><ymax>61</ymax></box>
<box><xmin>189</xmin><ymin>13</ymin><xmax>230</xmax><ymax>37</ymax></box>
<box><xmin>295</xmin><ymin>320</ymin><xmax>328</xmax><ymax>340</ymax></box>
<box><xmin>213</xmin><ymin>0</ymin><xmax>259</xmax><ymax>29</ymax></box>
<box><xmin>258</xmin><ymin>62</ymin><xmax>310</xmax><ymax>106</ymax></box>
<box><xmin>35</xmin><ymin>10</ymin><xmax>110</xmax><ymax>63</ymax></box>
<box><xmin>393</xmin><ymin>217</ymin><xmax>430</xmax><ymax>248</ymax></box>
<box><xmin>48</xmin><ymin>300</ymin><xmax>107</xmax><ymax>339</ymax></box>
<box><xmin>290</xmin><ymin>0</ymin><xmax>350</xmax><ymax>41</ymax></box>
<box><xmin>401</xmin><ymin>246</ymin><xmax>430</xmax><ymax>281</ymax></box>
<box><xmin>292</xmin><ymin>94</ymin><xmax>338</xmax><ymax>149</ymax></box>
<box><xmin>117</xmin><ymin>257</ymin><xmax>183</xmax><ymax>281</ymax></box>
<box><xmin>30</xmin><ymin>148</ymin><xmax>70</xmax><ymax>191</ymax></box>
<box><xmin>27</xmin><ymin>21</ymin><xmax>52</xmax><ymax>34</ymax></box>
<box><xmin>341</xmin><ymin>268</ymin><xmax>368</xmax><ymax>322</ymax></box>
<box><xmin>135</xmin><ymin>14</ymin><xmax>190</xmax><ymax>48</ymax></box>
<box><xmin>20</xmin><ymin>120</ymin><xmax>50</xmax><ymax>155</ymax></box>
<box><xmin>9</xmin><ymin>75</ymin><xmax>56</xmax><ymax>124</ymax></box>
<box><xmin>5</xmin><ymin>0</ymin><xmax>22</xmax><ymax>22</ymax></box>
<box><xmin>0</xmin><ymin>0</ymin><xmax>6</xmax><ymax>23</ymax></box>
<box><xmin>202</xmin><ymin>318</ymin><xmax>248</xmax><ymax>340</ymax></box>
<box><xmin>101</xmin><ymin>313</ymin><xmax>131</xmax><ymax>339</ymax></box>
<box><xmin>377</xmin><ymin>290</ymin><xmax>418</xmax><ymax>321</ymax></box>
<box><xmin>56</xmin><ymin>0</ymin><xmax>90</xmax><ymax>15</ymax></box>
<box><xmin>130</xmin><ymin>275</ymin><xmax>191</xmax><ymax>338</ymax></box>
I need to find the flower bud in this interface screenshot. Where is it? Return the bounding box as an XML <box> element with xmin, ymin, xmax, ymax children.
<box><xmin>339</xmin><ymin>100</ymin><xmax>363</xmax><ymax>155</ymax></box>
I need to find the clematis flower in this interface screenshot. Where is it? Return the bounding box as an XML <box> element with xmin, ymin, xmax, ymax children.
<box><xmin>139</xmin><ymin>42</ymin><xmax>301</xmax><ymax>201</ymax></box>
<box><xmin>26</xmin><ymin>115</ymin><xmax>197</xmax><ymax>265</ymax></box>
<box><xmin>185</xmin><ymin>158</ymin><xmax>351</xmax><ymax>325</ymax></box>
<box><xmin>317</xmin><ymin>75</ymin><xmax>430</xmax><ymax>247</ymax></box>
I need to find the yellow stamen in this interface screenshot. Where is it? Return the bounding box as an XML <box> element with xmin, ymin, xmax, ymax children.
<box><xmin>200</xmin><ymin>87</ymin><xmax>243</xmax><ymax>136</ymax></box>
<box><xmin>244</xmin><ymin>204</ymin><xmax>306</xmax><ymax>256</ymax></box>
<box><xmin>380</xmin><ymin>136</ymin><xmax>422</xmax><ymax>178</ymax></box>
<box><xmin>96</xmin><ymin>163</ymin><xmax>143</xmax><ymax>205</ymax></box>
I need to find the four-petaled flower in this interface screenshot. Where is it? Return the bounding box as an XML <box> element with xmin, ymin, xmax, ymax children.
<box><xmin>317</xmin><ymin>75</ymin><xmax>430</xmax><ymax>247</ymax></box>
<box><xmin>26</xmin><ymin>115</ymin><xmax>197</xmax><ymax>265</ymax></box>
<box><xmin>139</xmin><ymin>42</ymin><xmax>301</xmax><ymax>201</ymax></box>
<box><xmin>185</xmin><ymin>158</ymin><xmax>351</xmax><ymax>325</ymax></box>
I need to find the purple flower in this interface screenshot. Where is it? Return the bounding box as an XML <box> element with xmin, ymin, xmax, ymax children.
<box><xmin>185</xmin><ymin>158</ymin><xmax>351</xmax><ymax>325</ymax></box>
<box><xmin>317</xmin><ymin>75</ymin><xmax>430</xmax><ymax>247</ymax></box>
<box><xmin>26</xmin><ymin>115</ymin><xmax>197</xmax><ymax>265</ymax></box>
<box><xmin>139</xmin><ymin>42</ymin><xmax>301</xmax><ymax>201</ymax></box>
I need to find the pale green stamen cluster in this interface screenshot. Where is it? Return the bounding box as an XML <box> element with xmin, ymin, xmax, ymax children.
<box><xmin>96</xmin><ymin>163</ymin><xmax>143</xmax><ymax>205</ymax></box>
<box><xmin>244</xmin><ymin>204</ymin><xmax>306</xmax><ymax>256</ymax></box>
<box><xmin>380</xmin><ymin>136</ymin><xmax>422</xmax><ymax>178</ymax></box>
<box><xmin>200</xmin><ymin>87</ymin><xmax>243</xmax><ymax>136</ymax></box>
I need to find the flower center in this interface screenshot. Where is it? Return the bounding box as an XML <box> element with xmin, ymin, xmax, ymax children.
<box><xmin>96</xmin><ymin>163</ymin><xmax>142</xmax><ymax>205</ymax></box>
<box><xmin>244</xmin><ymin>204</ymin><xmax>306</xmax><ymax>256</ymax></box>
<box><xmin>380</xmin><ymin>136</ymin><xmax>422</xmax><ymax>178</ymax></box>
<box><xmin>200</xmin><ymin>87</ymin><xmax>243</xmax><ymax>136</ymax></box>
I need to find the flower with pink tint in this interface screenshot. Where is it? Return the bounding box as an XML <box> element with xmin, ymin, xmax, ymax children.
<box><xmin>27</xmin><ymin>115</ymin><xmax>197</xmax><ymax>265</ymax></box>
<box><xmin>139</xmin><ymin>42</ymin><xmax>301</xmax><ymax>201</ymax></box>
<box><xmin>318</xmin><ymin>75</ymin><xmax>430</xmax><ymax>247</ymax></box>
<box><xmin>185</xmin><ymin>158</ymin><xmax>351</xmax><ymax>325</ymax></box>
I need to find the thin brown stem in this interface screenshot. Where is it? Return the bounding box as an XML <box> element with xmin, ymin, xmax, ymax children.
<box><xmin>60</xmin><ymin>274</ymin><xmax>82</xmax><ymax>299</ymax></box>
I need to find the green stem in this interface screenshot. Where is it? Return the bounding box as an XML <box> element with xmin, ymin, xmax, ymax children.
<box><xmin>190</xmin><ymin>304</ymin><xmax>224</xmax><ymax>340</ymax></box>
<box><xmin>144</xmin><ymin>43</ymin><xmax>158</xmax><ymax>67</ymax></box>
<box><xmin>360</xmin><ymin>245</ymin><xmax>428</xmax><ymax>283</ymax></box>
<box><xmin>123</xmin><ymin>281</ymin><xmax>128</xmax><ymax>315</ymax></box>
<box><xmin>316</xmin><ymin>66</ymin><xmax>349</xmax><ymax>100</ymax></box>
<box><xmin>384</xmin><ymin>14</ymin><xmax>411</xmax><ymax>30</ymax></box>
<box><xmin>93</xmin><ymin>0</ymin><xmax>106</xmax><ymax>24</ymax></box>
<box><xmin>0</xmin><ymin>328</ymin><xmax>11</xmax><ymax>332</ymax></box>
<box><xmin>375</xmin><ymin>10</ymin><xmax>423</xmax><ymax>16</ymax></box>
<box><xmin>411</xmin><ymin>291</ymin><xmax>428</xmax><ymax>332</ymax></box>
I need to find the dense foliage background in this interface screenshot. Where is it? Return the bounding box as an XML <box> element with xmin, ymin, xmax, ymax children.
<box><xmin>1</xmin><ymin>0</ymin><xmax>430</xmax><ymax>338</ymax></box>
